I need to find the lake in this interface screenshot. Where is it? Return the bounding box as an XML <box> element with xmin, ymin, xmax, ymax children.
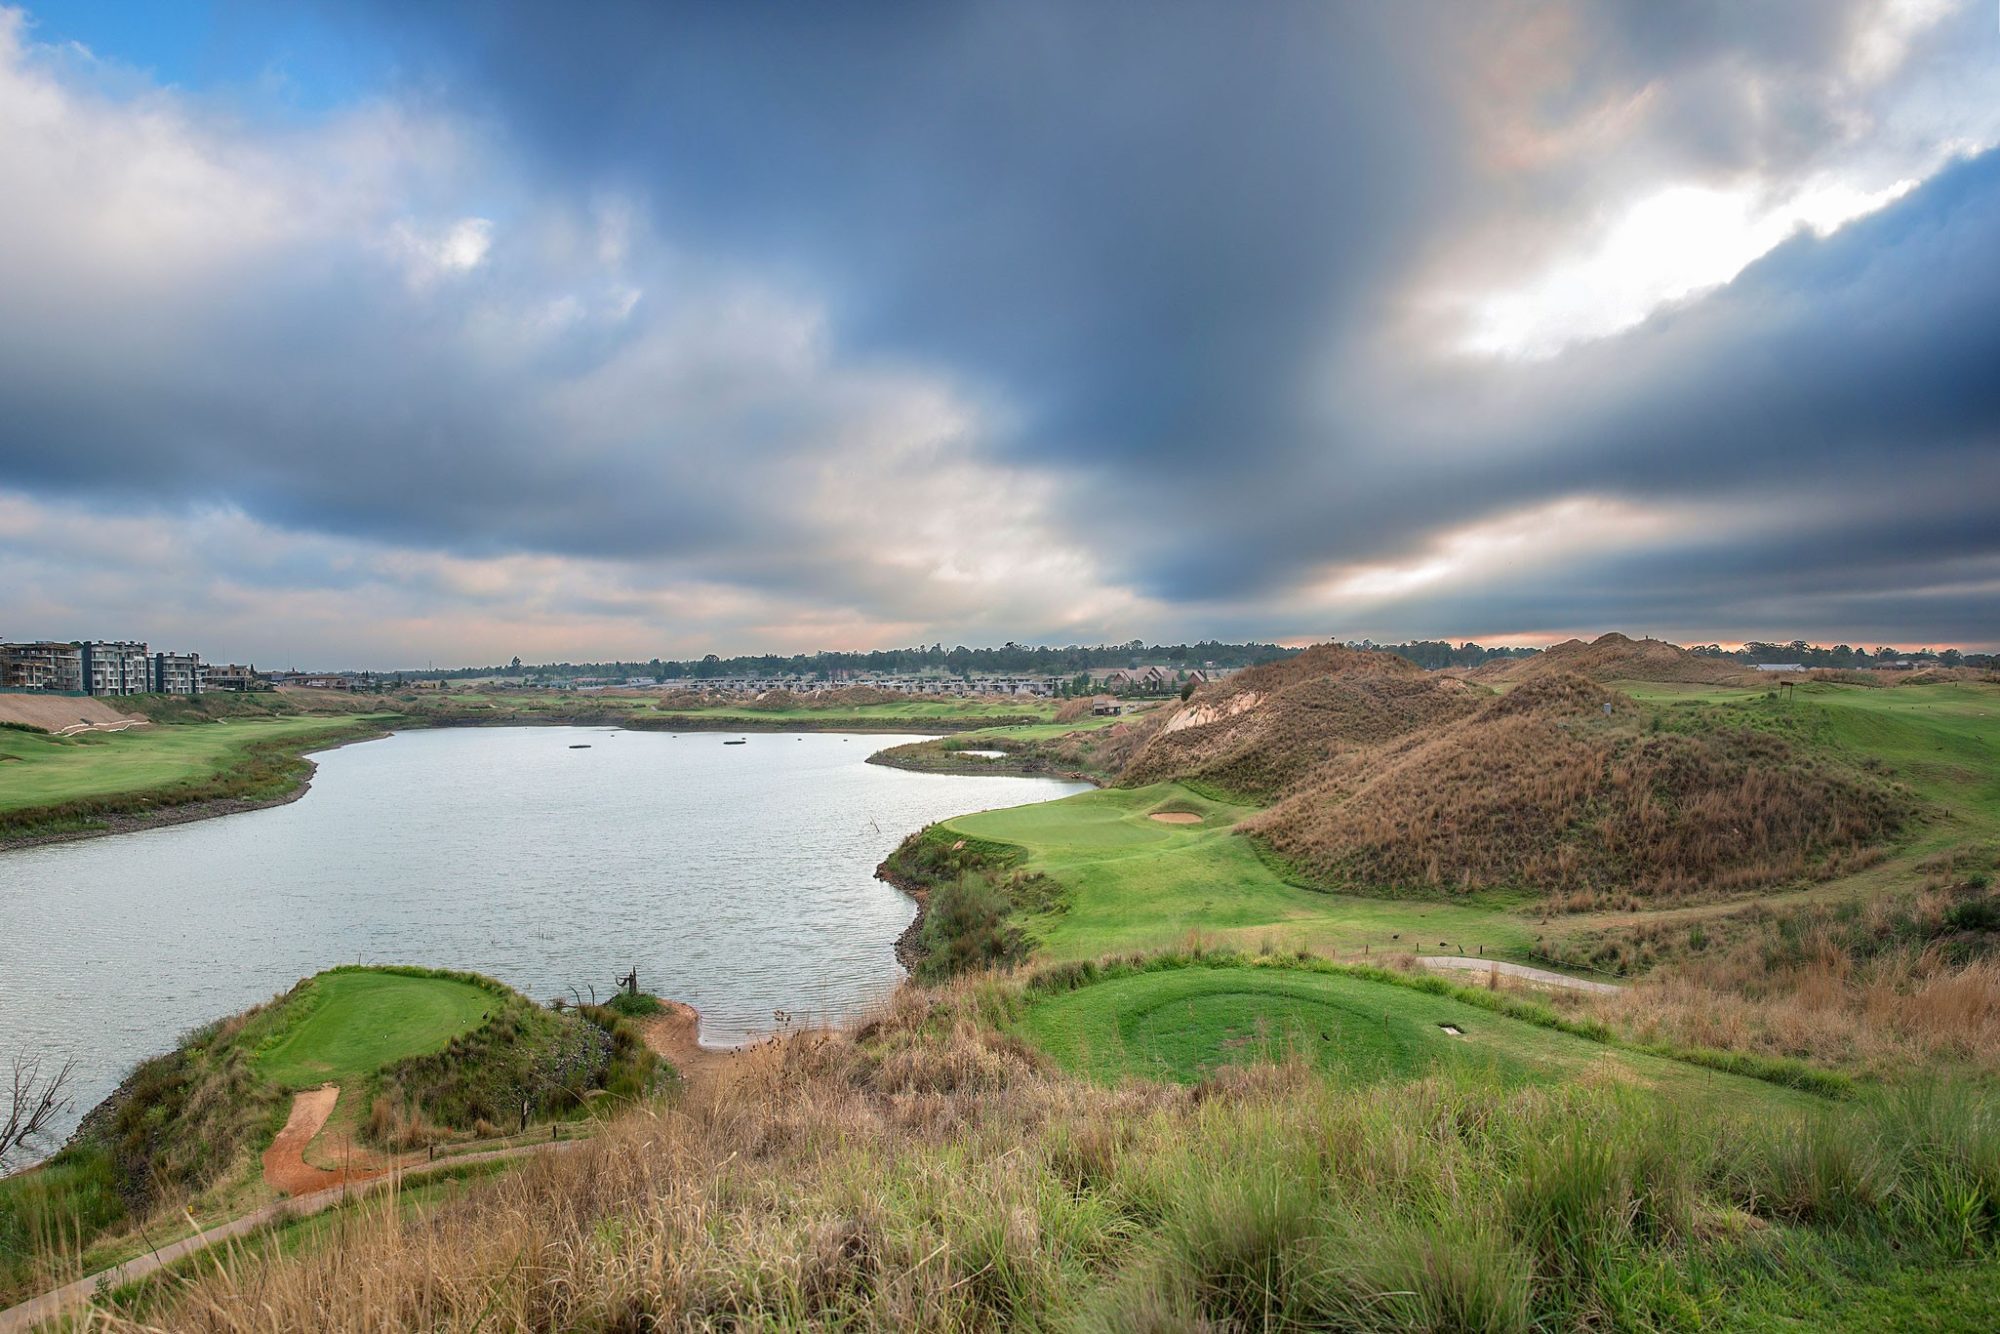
<box><xmin>0</xmin><ymin>727</ymin><xmax>1087</xmax><ymax>1146</ymax></box>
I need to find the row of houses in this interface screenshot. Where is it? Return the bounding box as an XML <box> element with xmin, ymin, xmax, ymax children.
<box><xmin>0</xmin><ymin>640</ymin><xmax>263</xmax><ymax>696</ymax></box>
<box><xmin>662</xmin><ymin>666</ymin><xmax>1227</xmax><ymax>699</ymax></box>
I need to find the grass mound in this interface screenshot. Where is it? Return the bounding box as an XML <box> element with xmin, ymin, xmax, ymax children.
<box><xmin>1120</xmin><ymin>643</ymin><xmax>1480</xmax><ymax>799</ymax></box>
<box><xmin>1247</xmin><ymin>673</ymin><xmax>1911</xmax><ymax>906</ymax></box>
<box><xmin>1468</xmin><ymin>631</ymin><xmax>1758</xmax><ymax>687</ymax></box>
<box><xmin>877</xmin><ymin>829</ymin><xmax>1067</xmax><ymax>980</ymax></box>
<box><xmin>0</xmin><ymin>968</ymin><xmax>663</xmax><ymax>1302</ymax></box>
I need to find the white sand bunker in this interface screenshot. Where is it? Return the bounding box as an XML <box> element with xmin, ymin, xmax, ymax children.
<box><xmin>1149</xmin><ymin>811</ymin><xmax>1203</xmax><ymax>825</ymax></box>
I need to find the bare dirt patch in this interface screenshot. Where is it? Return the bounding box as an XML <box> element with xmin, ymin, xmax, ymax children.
<box><xmin>1148</xmin><ymin>811</ymin><xmax>1203</xmax><ymax>825</ymax></box>
<box><xmin>0</xmin><ymin>695</ymin><xmax>144</xmax><ymax>731</ymax></box>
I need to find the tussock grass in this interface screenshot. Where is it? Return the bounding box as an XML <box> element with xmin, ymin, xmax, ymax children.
<box><xmin>74</xmin><ymin>980</ymin><xmax>2000</xmax><ymax>1332</ymax></box>
<box><xmin>1249</xmin><ymin>674</ymin><xmax>1910</xmax><ymax>906</ymax></box>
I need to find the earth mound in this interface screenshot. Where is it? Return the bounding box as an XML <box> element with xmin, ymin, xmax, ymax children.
<box><xmin>1246</xmin><ymin>673</ymin><xmax>1909</xmax><ymax>905</ymax></box>
<box><xmin>1119</xmin><ymin>644</ymin><xmax>1482</xmax><ymax>799</ymax></box>
<box><xmin>1468</xmin><ymin>633</ymin><xmax>1759</xmax><ymax>687</ymax></box>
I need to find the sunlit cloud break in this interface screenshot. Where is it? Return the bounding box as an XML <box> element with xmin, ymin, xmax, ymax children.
<box><xmin>0</xmin><ymin>0</ymin><xmax>1994</xmax><ymax>665</ymax></box>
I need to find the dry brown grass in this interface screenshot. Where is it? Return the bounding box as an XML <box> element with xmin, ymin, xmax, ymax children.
<box><xmin>1122</xmin><ymin>644</ymin><xmax>1481</xmax><ymax>799</ymax></box>
<box><xmin>69</xmin><ymin>970</ymin><xmax>2000</xmax><ymax>1333</ymax></box>
<box><xmin>1595</xmin><ymin>953</ymin><xmax>2000</xmax><ymax>1076</ymax></box>
<box><xmin>81</xmin><ymin>985</ymin><xmax>1185</xmax><ymax>1332</ymax></box>
<box><xmin>1564</xmin><ymin>870</ymin><xmax>2000</xmax><ymax>1074</ymax></box>
<box><xmin>1052</xmin><ymin>696</ymin><xmax>1094</xmax><ymax>723</ymax></box>
<box><xmin>1246</xmin><ymin>674</ymin><xmax>1910</xmax><ymax>905</ymax></box>
<box><xmin>1465</xmin><ymin>633</ymin><xmax>1760</xmax><ymax>687</ymax></box>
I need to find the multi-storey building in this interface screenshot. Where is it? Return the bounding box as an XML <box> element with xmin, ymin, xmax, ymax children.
<box><xmin>79</xmin><ymin>641</ymin><xmax>151</xmax><ymax>695</ymax></box>
<box><xmin>152</xmin><ymin>651</ymin><xmax>202</xmax><ymax>694</ymax></box>
<box><xmin>0</xmin><ymin>642</ymin><xmax>84</xmax><ymax>692</ymax></box>
<box><xmin>204</xmin><ymin>663</ymin><xmax>263</xmax><ymax>691</ymax></box>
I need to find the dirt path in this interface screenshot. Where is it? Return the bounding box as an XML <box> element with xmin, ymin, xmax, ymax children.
<box><xmin>1414</xmin><ymin>955</ymin><xmax>1623</xmax><ymax>994</ymax></box>
<box><xmin>261</xmin><ymin>1086</ymin><xmax>392</xmax><ymax>1195</ymax></box>
<box><xmin>0</xmin><ymin>1140</ymin><xmax>579</xmax><ymax>1334</ymax></box>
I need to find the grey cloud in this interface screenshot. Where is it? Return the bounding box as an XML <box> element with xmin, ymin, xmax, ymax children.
<box><xmin>1</xmin><ymin>1</ymin><xmax>1995</xmax><ymax>658</ymax></box>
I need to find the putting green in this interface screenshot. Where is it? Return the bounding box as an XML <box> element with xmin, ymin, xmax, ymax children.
<box><xmin>253</xmin><ymin>969</ymin><xmax>494</xmax><ymax>1090</ymax></box>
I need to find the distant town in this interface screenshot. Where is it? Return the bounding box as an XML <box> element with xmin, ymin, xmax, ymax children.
<box><xmin>1</xmin><ymin>635</ymin><xmax>1989</xmax><ymax>699</ymax></box>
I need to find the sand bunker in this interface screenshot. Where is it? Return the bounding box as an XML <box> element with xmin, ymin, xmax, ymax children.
<box><xmin>1148</xmin><ymin>811</ymin><xmax>1203</xmax><ymax>825</ymax></box>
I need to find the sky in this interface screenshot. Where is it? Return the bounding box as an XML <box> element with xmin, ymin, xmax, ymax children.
<box><xmin>0</xmin><ymin>1</ymin><xmax>1996</xmax><ymax>669</ymax></box>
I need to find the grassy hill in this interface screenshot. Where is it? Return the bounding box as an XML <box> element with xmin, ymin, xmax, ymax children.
<box><xmin>1249</xmin><ymin>673</ymin><xmax>1911</xmax><ymax>907</ymax></box>
<box><xmin>0</xmin><ymin>967</ymin><xmax>660</xmax><ymax>1307</ymax></box>
<box><xmin>1465</xmin><ymin>631</ymin><xmax>1762</xmax><ymax>687</ymax></box>
<box><xmin>1120</xmin><ymin>643</ymin><xmax>1481</xmax><ymax>799</ymax></box>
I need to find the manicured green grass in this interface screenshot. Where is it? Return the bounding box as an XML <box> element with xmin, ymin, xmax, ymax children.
<box><xmin>1014</xmin><ymin>959</ymin><xmax>1808</xmax><ymax>1108</ymax></box>
<box><xmin>253</xmin><ymin>970</ymin><xmax>494</xmax><ymax>1090</ymax></box>
<box><xmin>952</xmin><ymin>713</ymin><xmax>1144</xmax><ymax>741</ymax></box>
<box><xmin>0</xmin><ymin>716</ymin><xmax>377</xmax><ymax>815</ymax></box>
<box><xmin>943</xmin><ymin>783</ymin><xmax>1539</xmax><ymax>962</ymax></box>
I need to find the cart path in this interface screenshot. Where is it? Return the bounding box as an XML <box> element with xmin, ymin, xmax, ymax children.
<box><xmin>0</xmin><ymin>1139</ymin><xmax>577</xmax><ymax>1333</ymax></box>
<box><xmin>1413</xmin><ymin>955</ymin><xmax>1623</xmax><ymax>994</ymax></box>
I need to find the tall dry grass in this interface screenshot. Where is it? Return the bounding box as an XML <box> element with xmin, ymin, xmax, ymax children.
<box><xmin>1121</xmin><ymin>645</ymin><xmax>1479</xmax><ymax>799</ymax></box>
<box><xmin>1248</xmin><ymin>674</ymin><xmax>1909</xmax><ymax>906</ymax></box>
<box><xmin>1583</xmin><ymin>893</ymin><xmax>2000</xmax><ymax>1076</ymax></box>
<box><xmin>71</xmin><ymin>980</ymin><xmax>2000</xmax><ymax>1333</ymax></box>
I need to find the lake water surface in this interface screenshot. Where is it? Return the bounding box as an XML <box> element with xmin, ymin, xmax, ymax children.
<box><xmin>0</xmin><ymin>728</ymin><xmax>1086</xmax><ymax>1145</ymax></box>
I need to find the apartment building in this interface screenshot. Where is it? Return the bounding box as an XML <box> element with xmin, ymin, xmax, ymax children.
<box><xmin>80</xmin><ymin>641</ymin><xmax>152</xmax><ymax>695</ymax></box>
<box><xmin>0</xmin><ymin>642</ymin><xmax>84</xmax><ymax>692</ymax></box>
<box><xmin>152</xmin><ymin>651</ymin><xmax>201</xmax><ymax>694</ymax></box>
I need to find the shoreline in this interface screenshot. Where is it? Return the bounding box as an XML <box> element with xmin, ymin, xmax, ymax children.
<box><xmin>0</xmin><ymin>724</ymin><xmax>393</xmax><ymax>854</ymax></box>
<box><xmin>0</xmin><ymin>713</ymin><xmax>1051</xmax><ymax>855</ymax></box>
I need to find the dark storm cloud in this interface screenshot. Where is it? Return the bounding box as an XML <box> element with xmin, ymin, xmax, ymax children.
<box><xmin>1</xmin><ymin>0</ymin><xmax>1995</xmax><ymax>657</ymax></box>
<box><xmin>1114</xmin><ymin>146</ymin><xmax>2000</xmax><ymax>613</ymax></box>
<box><xmin>344</xmin><ymin>0</ymin><xmax>1472</xmax><ymax>472</ymax></box>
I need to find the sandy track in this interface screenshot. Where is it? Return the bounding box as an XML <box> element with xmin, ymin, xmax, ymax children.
<box><xmin>642</xmin><ymin>1000</ymin><xmax>770</xmax><ymax>1100</ymax></box>
<box><xmin>1413</xmin><ymin>955</ymin><xmax>1623</xmax><ymax>994</ymax></box>
<box><xmin>262</xmin><ymin>1086</ymin><xmax>384</xmax><ymax>1195</ymax></box>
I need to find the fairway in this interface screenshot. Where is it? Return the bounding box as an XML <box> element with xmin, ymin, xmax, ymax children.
<box><xmin>0</xmin><ymin>716</ymin><xmax>375</xmax><ymax>815</ymax></box>
<box><xmin>936</xmin><ymin>681</ymin><xmax>2000</xmax><ymax>972</ymax></box>
<box><xmin>253</xmin><ymin>970</ymin><xmax>494</xmax><ymax>1090</ymax></box>
<box><xmin>1015</xmin><ymin>960</ymin><xmax>1811</xmax><ymax>1106</ymax></box>
<box><xmin>942</xmin><ymin>783</ymin><xmax>1538</xmax><ymax>962</ymax></box>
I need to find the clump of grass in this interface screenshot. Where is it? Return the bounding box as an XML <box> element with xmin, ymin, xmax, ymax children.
<box><xmin>603</xmin><ymin>990</ymin><xmax>664</xmax><ymax>1019</ymax></box>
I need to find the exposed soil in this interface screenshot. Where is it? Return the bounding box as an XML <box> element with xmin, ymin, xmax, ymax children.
<box><xmin>1148</xmin><ymin>811</ymin><xmax>1203</xmax><ymax>824</ymax></box>
<box><xmin>0</xmin><ymin>695</ymin><xmax>143</xmax><ymax>731</ymax></box>
<box><xmin>639</xmin><ymin>1001</ymin><xmax>749</xmax><ymax>1098</ymax></box>
<box><xmin>261</xmin><ymin>1086</ymin><xmax>386</xmax><ymax>1196</ymax></box>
